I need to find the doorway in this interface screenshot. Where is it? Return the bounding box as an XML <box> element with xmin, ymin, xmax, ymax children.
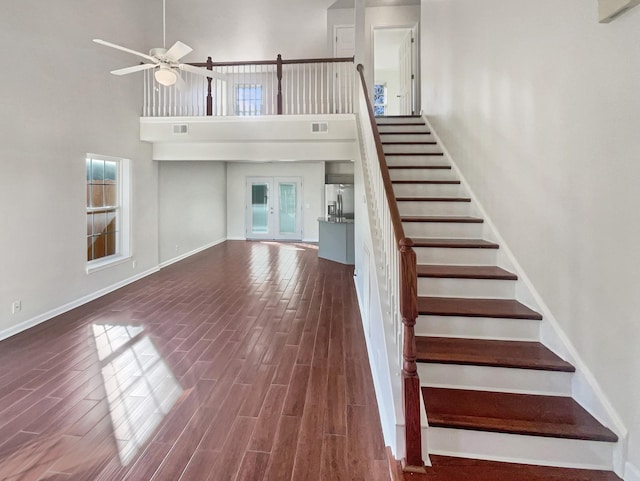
<box><xmin>246</xmin><ymin>177</ymin><xmax>303</xmax><ymax>240</ymax></box>
<box><xmin>373</xmin><ymin>26</ymin><xmax>417</xmax><ymax>116</ymax></box>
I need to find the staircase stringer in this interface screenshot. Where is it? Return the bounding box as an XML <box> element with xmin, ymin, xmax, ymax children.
<box><xmin>420</xmin><ymin>114</ymin><xmax>628</xmax><ymax>476</ymax></box>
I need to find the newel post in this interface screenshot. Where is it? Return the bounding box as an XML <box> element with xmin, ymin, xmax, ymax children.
<box><xmin>399</xmin><ymin>238</ymin><xmax>426</xmax><ymax>472</ymax></box>
<box><xmin>276</xmin><ymin>54</ymin><xmax>283</xmax><ymax>115</ymax></box>
<box><xmin>206</xmin><ymin>56</ymin><xmax>213</xmax><ymax>116</ymax></box>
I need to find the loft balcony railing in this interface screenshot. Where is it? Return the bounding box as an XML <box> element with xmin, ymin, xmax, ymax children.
<box><xmin>142</xmin><ymin>54</ymin><xmax>355</xmax><ymax>117</ymax></box>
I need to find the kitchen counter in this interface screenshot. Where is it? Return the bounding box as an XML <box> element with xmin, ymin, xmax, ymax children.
<box><xmin>318</xmin><ymin>217</ymin><xmax>355</xmax><ymax>265</ymax></box>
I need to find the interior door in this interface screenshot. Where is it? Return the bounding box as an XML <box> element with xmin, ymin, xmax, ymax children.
<box><xmin>398</xmin><ymin>29</ymin><xmax>413</xmax><ymax>115</ymax></box>
<box><xmin>246</xmin><ymin>177</ymin><xmax>303</xmax><ymax>240</ymax></box>
<box><xmin>334</xmin><ymin>25</ymin><xmax>355</xmax><ymax>57</ymax></box>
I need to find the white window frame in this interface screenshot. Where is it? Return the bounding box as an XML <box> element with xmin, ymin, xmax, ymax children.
<box><xmin>86</xmin><ymin>153</ymin><xmax>131</xmax><ymax>274</ymax></box>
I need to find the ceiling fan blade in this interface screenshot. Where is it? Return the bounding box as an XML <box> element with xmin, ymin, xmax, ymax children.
<box><xmin>165</xmin><ymin>41</ymin><xmax>193</xmax><ymax>62</ymax></box>
<box><xmin>179</xmin><ymin>63</ymin><xmax>226</xmax><ymax>81</ymax></box>
<box><xmin>93</xmin><ymin>39</ymin><xmax>158</xmax><ymax>63</ymax></box>
<box><xmin>110</xmin><ymin>63</ymin><xmax>157</xmax><ymax>76</ymax></box>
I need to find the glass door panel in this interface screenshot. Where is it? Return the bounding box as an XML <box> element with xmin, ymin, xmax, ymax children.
<box><xmin>278</xmin><ymin>183</ymin><xmax>297</xmax><ymax>235</ymax></box>
<box><xmin>251</xmin><ymin>183</ymin><xmax>269</xmax><ymax>234</ymax></box>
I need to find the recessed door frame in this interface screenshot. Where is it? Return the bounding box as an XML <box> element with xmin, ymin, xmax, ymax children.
<box><xmin>372</xmin><ymin>24</ymin><xmax>419</xmax><ymax>116</ymax></box>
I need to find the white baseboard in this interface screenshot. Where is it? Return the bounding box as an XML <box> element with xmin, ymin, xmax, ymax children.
<box><xmin>0</xmin><ymin>266</ymin><xmax>159</xmax><ymax>342</ymax></box>
<box><xmin>1</xmin><ymin>239</ymin><xmax>232</xmax><ymax>342</ymax></box>
<box><xmin>159</xmin><ymin>238</ymin><xmax>227</xmax><ymax>269</ymax></box>
<box><xmin>626</xmin><ymin>461</ymin><xmax>640</xmax><ymax>481</ymax></box>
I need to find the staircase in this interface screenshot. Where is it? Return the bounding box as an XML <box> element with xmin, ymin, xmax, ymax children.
<box><xmin>376</xmin><ymin>116</ymin><xmax>621</xmax><ymax>480</ymax></box>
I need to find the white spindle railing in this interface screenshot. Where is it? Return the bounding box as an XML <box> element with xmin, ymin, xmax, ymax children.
<box><xmin>357</xmin><ymin>80</ymin><xmax>402</xmax><ymax>360</ymax></box>
<box><xmin>141</xmin><ymin>56</ymin><xmax>354</xmax><ymax>117</ymax></box>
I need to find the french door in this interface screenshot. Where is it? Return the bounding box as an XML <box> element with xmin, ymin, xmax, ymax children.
<box><xmin>246</xmin><ymin>177</ymin><xmax>303</xmax><ymax>240</ymax></box>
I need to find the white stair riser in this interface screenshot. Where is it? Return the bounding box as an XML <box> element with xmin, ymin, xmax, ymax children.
<box><xmin>403</xmin><ymin>221</ymin><xmax>484</xmax><ymax>239</ymax></box>
<box><xmin>399</xmin><ymin>201</ymin><xmax>471</xmax><ymax>217</ymax></box>
<box><xmin>417</xmin><ymin>276</ymin><xmax>515</xmax><ymax>298</ymax></box>
<box><xmin>393</xmin><ymin>183</ymin><xmax>465</xmax><ymax>197</ymax></box>
<box><xmin>418</xmin><ymin>363</ymin><xmax>573</xmax><ymax>397</ymax></box>
<box><xmin>378</xmin><ymin>125</ymin><xmax>430</xmax><ymax>134</ymax></box>
<box><xmin>390</xmin><ymin>169</ymin><xmax>456</xmax><ymax>181</ymax></box>
<box><xmin>416</xmin><ymin>315</ymin><xmax>540</xmax><ymax>342</ymax></box>
<box><xmin>386</xmin><ymin>156</ymin><xmax>451</xmax><ymax>167</ymax></box>
<box><xmin>414</xmin><ymin>246</ymin><xmax>497</xmax><ymax>265</ymax></box>
<box><xmin>383</xmin><ymin>145</ymin><xmax>443</xmax><ymax>154</ymax></box>
<box><xmin>376</xmin><ymin>118</ymin><xmax>423</xmax><ymax>124</ymax></box>
<box><xmin>380</xmin><ymin>134</ymin><xmax>436</xmax><ymax>143</ymax></box>
<box><xmin>426</xmin><ymin>427</ymin><xmax>614</xmax><ymax>471</ymax></box>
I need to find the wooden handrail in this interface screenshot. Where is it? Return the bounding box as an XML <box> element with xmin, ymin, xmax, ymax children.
<box><xmin>189</xmin><ymin>56</ymin><xmax>355</xmax><ymax>68</ymax></box>
<box><xmin>357</xmin><ymin>63</ymin><xmax>424</xmax><ymax>473</ymax></box>
<box><xmin>356</xmin><ymin>64</ymin><xmax>406</xmax><ymax>244</ymax></box>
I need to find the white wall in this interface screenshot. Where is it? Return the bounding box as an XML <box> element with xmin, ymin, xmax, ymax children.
<box><xmin>328</xmin><ymin>7</ymin><xmax>356</xmax><ymax>55</ymax></box>
<box><xmin>0</xmin><ymin>1</ymin><xmax>157</xmax><ymax>339</ymax></box>
<box><xmin>166</xmin><ymin>0</ymin><xmax>334</xmax><ymax>62</ymax></box>
<box><xmin>158</xmin><ymin>162</ymin><xmax>227</xmax><ymax>264</ymax></box>
<box><xmin>226</xmin><ymin>162</ymin><xmax>325</xmax><ymax>241</ymax></box>
<box><xmin>421</xmin><ymin>0</ymin><xmax>640</xmax><ymax>473</ymax></box>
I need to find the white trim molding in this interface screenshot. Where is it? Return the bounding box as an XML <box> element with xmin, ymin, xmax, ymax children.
<box><xmin>159</xmin><ymin>238</ymin><xmax>227</xmax><ymax>269</ymax></box>
<box><xmin>0</xmin><ymin>267</ymin><xmax>159</xmax><ymax>342</ymax></box>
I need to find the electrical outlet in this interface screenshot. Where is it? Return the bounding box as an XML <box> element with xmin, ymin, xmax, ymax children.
<box><xmin>11</xmin><ymin>300</ymin><xmax>21</xmax><ymax>314</ymax></box>
<box><xmin>175</xmin><ymin>244</ymin><xmax>179</xmax><ymax>252</ymax></box>
<box><xmin>132</xmin><ymin>260</ymin><xmax>137</xmax><ymax>269</ymax></box>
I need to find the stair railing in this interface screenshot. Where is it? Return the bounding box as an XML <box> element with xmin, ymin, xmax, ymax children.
<box><xmin>142</xmin><ymin>55</ymin><xmax>355</xmax><ymax>117</ymax></box>
<box><xmin>356</xmin><ymin>64</ymin><xmax>424</xmax><ymax>471</ymax></box>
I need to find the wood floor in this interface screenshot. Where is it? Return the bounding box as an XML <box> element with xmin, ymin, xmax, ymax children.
<box><xmin>0</xmin><ymin>241</ymin><xmax>390</xmax><ymax>481</ymax></box>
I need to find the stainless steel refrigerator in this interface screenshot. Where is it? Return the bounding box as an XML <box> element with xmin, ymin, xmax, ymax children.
<box><xmin>325</xmin><ymin>184</ymin><xmax>354</xmax><ymax>218</ymax></box>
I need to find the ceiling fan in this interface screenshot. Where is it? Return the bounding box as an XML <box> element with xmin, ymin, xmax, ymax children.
<box><xmin>93</xmin><ymin>0</ymin><xmax>221</xmax><ymax>89</ymax></box>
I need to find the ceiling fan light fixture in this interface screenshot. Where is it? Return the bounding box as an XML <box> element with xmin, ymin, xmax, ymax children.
<box><xmin>154</xmin><ymin>66</ymin><xmax>177</xmax><ymax>86</ymax></box>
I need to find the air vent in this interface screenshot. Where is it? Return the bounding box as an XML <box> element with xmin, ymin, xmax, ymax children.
<box><xmin>311</xmin><ymin>122</ymin><xmax>329</xmax><ymax>133</ymax></box>
<box><xmin>173</xmin><ymin>124</ymin><xmax>188</xmax><ymax>135</ymax></box>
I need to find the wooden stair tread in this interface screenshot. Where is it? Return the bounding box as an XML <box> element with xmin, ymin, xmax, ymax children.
<box><xmin>391</xmin><ymin>180</ymin><xmax>460</xmax><ymax>185</ymax></box>
<box><xmin>416</xmin><ymin>264</ymin><xmax>514</xmax><ymax>279</ymax></box>
<box><xmin>387</xmin><ymin>165</ymin><xmax>450</xmax><ymax>169</ymax></box>
<box><xmin>416</xmin><ymin>336</ymin><xmax>575</xmax><ymax>372</ymax></box>
<box><xmin>422</xmin><ymin>387</ymin><xmax>618</xmax><ymax>442</ymax></box>
<box><xmin>402</xmin><ymin>216</ymin><xmax>483</xmax><ymax>223</ymax></box>
<box><xmin>418</xmin><ymin>296</ymin><xmax>543</xmax><ymax>319</ymax></box>
<box><xmin>403</xmin><ymin>455</ymin><xmax>622</xmax><ymax>481</ymax></box>
<box><xmin>376</xmin><ymin>122</ymin><xmax>426</xmax><ymax>126</ymax></box>
<box><xmin>382</xmin><ymin>141</ymin><xmax>437</xmax><ymax>145</ymax></box>
<box><xmin>383</xmin><ymin>152</ymin><xmax>444</xmax><ymax>156</ymax></box>
<box><xmin>411</xmin><ymin>238</ymin><xmax>498</xmax><ymax>249</ymax></box>
<box><xmin>379</xmin><ymin>131</ymin><xmax>432</xmax><ymax>135</ymax></box>
<box><xmin>396</xmin><ymin>197</ymin><xmax>470</xmax><ymax>202</ymax></box>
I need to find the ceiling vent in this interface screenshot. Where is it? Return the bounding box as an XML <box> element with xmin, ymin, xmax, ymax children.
<box><xmin>173</xmin><ymin>124</ymin><xmax>188</xmax><ymax>135</ymax></box>
<box><xmin>311</xmin><ymin>122</ymin><xmax>329</xmax><ymax>133</ymax></box>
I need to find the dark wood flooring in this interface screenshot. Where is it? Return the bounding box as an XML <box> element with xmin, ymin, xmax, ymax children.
<box><xmin>0</xmin><ymin>241</ymin><xmax>390</xmax><ymax>481</ymax></box>
<box><xmin>401</xmin><ymin>455</ymin><xmax>622</xmax><ymax>481</ymax></box>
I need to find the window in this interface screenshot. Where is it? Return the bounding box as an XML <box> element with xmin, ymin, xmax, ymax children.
<box><xmin>373</xmin><ymin>83</ymin><xmax>387</xmax><ymax>116</ymax></box>
<box><xmin>236</xmin><ymin>84</ymin><xmax>262</xmax><ymax>116</ymax></box>
<box><xmin>86</xmin><ymin>154</ymin><xmax>130</xmax><ymax>271</ymax></box>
